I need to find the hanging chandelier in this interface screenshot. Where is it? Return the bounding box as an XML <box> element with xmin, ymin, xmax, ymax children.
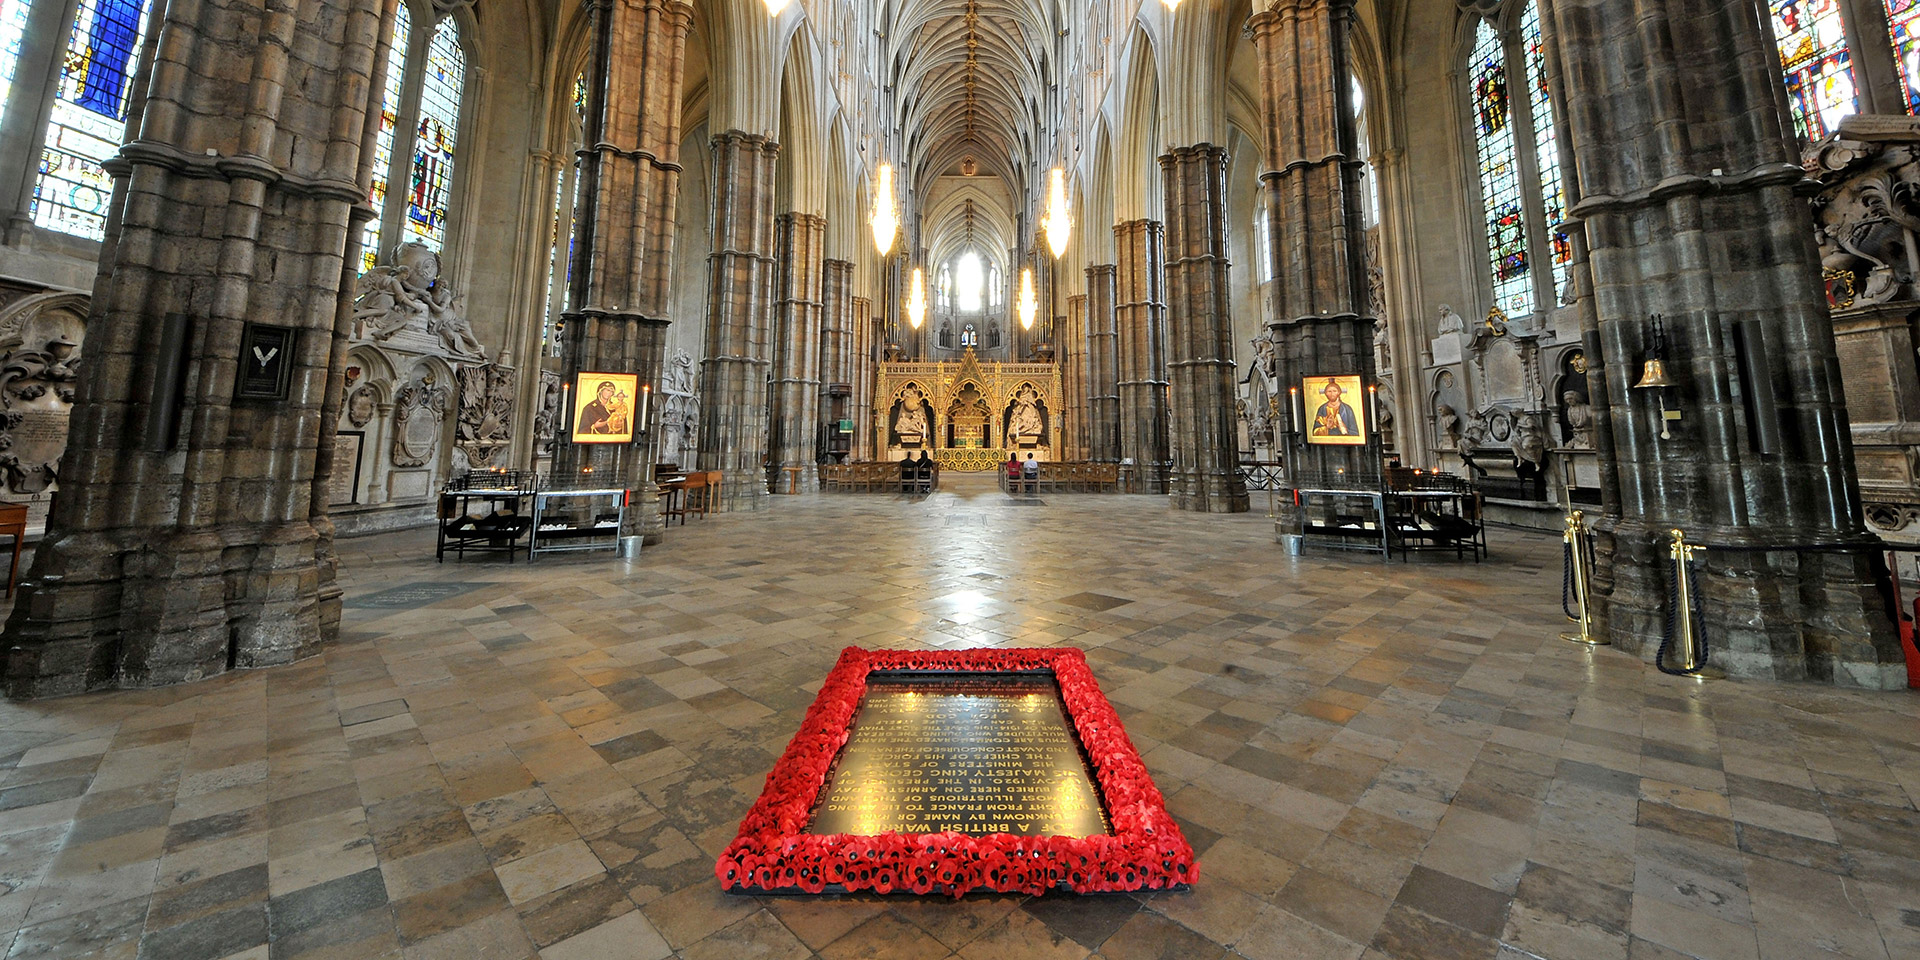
<box><xmin>1044</xmin><ymin>167</ymin><xmax>1071</xmax><ymax>258</ymax></box>
<box><xmin>907</xmin><ymin>267</ymin><xmax>928</xmax><ymax>329</ymax></box>
<box><xmin>871</xmin><ymin>163</ymin><xmax>898</xmax><ymax>255</ymax></box>
<box><xmin>1016</xmin><ymin>268</ymin><xmax>1037</xmax><ymax>330</ymax></box>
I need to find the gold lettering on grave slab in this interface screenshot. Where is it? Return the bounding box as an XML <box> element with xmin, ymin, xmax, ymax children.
<box><xmin>805</xmin><ymin>675</ymin><xmax>1113</xmax><ymax>838</ymax></box>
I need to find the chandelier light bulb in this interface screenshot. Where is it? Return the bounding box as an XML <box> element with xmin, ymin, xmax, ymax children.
<box><xmin>871</xmin><ymin>163</ymin><xmax>898</xmax><ymax>255</ymax></box>
<box><xmin>1044</xmin><ymin>167</ymin><xmax>1071</xmax><ymax>259</ymax></box>
<box><xmin>907</xmin><ymin>267</ymin><xmax>927</xmax><ymax>329</ymax></box>
<box><xmin>1161</xmin><ymin>0</ymin><xmax>1180</xmax><ymax>10</ymax></box>
<box><xmin>763</xmin><ymin>0</ymin><xmax>788</xmax><ymax>15</ymax></box>
<box><xmin>1017</xmin><ymin>267</ymin><xmax>1037</xmax><ymax>330</ymax></box>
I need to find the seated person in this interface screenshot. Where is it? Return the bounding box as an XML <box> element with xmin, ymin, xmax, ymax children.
<box><xmin>1006</xmin><ymin>454</ymin><xmax>1022</xmax><ymax>493</ymax></box>
<box><xmin>1022</xmin><ymin>454</ymin><xmax>1040</xmax><ymax>493</ymax></box>
<box><xmin>899</xmin><ymin>453</ymin><xmax>916</xmax><ymax>492</ymax></box>
<box><xmin>914</xmin><ymin>450</ymin><xmax>934</xmax><ymax>490</ymax></box>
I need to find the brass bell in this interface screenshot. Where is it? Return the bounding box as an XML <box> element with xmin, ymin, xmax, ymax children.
<box><xmin>1634</xmin><ymin>358</ymin><xmax>1676</xmax><ymax>389</ymax></box>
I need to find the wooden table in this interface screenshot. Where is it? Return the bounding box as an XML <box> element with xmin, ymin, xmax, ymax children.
<box><xmin>0</xmin><ymin>501</ymin><xmax>26</xmax><ymax>597</ymax></box>
<box><xmin>782</xmin><ymin>465</ymin><xmax>804</xmax><ymax>494</ymax></box>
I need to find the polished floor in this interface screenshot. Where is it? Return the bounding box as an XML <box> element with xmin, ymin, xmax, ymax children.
<box><xmin>2</xmin><ymin>477</ymin><xmax>1918</xmax><ymax>960</ymax></box>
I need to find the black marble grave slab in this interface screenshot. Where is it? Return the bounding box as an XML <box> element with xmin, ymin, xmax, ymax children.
<box><xmin>806</xmin><ymin>673</ymin><xmax>1111</xmax><ymax>838</ymax></box>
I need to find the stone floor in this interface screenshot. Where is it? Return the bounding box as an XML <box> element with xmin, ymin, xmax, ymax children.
<box><xmin>2</xmin><ymin>475</ymin><xmax>1919</xmax><ymax>960</ymax></box>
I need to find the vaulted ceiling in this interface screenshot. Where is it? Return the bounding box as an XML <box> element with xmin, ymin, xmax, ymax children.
<box><xmin>886</xmin><ymin>0</ymin><xmax>1059</xmax><ymax>258</ymax></box>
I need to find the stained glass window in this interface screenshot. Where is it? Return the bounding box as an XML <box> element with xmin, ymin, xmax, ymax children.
<box><xmin>1470</xmin><ymin>18</ymin><xmax>1531</xmax><ymax>316</ymax></box>
<box><xmin>405</xmin><ymin>17</ymin><xmax>463</xmax><ymax>248</ymax></box>
<box><xmin>1771</xmin><ymin>1</ymin><xmax>1856</xmax><ymax>141</ymax></box>
<box><xmin>1887</xmin><ymin>0</ymin><xmax>1920</xmax><ymax>112</ymax></box>
<box><xmin>0</xmin><ymin>0</ymin><xmax>32</xmax><ymax>127</ymax></box>
<box><xmin>1522</xmin><ymin>2</ymin><xmax>1571</xmax><ymax>304</ymax></box>
<box><xmin>33</xmin><ymin>0</ymin><xmax>151</xmax><ymax>239</ymax></box>
<box><xmin>360</xmin><ymin>1</ymin><xmax>410</xmax><ymax>272</ymax></box>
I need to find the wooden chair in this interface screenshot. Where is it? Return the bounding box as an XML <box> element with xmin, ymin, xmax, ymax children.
<box><xmin>663</xmin><ymin>473</ymin><xmax>700</xmax><ymax>525</ymax></box>
<box><xmin>697</xmin><ymin>471</ymin><xmax>724</xmax><ymax>517</ymax></box>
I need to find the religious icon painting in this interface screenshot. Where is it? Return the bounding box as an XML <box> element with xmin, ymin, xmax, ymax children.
<box><xmin>1304</xmin><ymin>374</ymin><xmax>1367</xmax><ymax>446</ymax></box>
<box><xmin>571</xmin><ymin>372</ymin><xmax>637</xmax><ymax>443</ymax></box>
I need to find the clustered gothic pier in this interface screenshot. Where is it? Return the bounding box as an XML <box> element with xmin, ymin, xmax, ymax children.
<box><xmin>0</xmin><ymin>0</ymin><xmax>1911</xmax><ymax>698</ymax></box>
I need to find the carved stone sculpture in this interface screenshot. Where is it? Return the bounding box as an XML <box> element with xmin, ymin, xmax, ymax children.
<box><xmin>533</xmin><ymin>370</ymin><xmax>563</xmax><ymax>457</ymax></box>
<box><xmin>345</xmin><ymin>384</ymin><xmax>377</xmax><ymax>428</ymax></box>
<box><xmin>1562</xmin><ymin>390</ymin><xmax>1593</xmax><ymax>449</ymax></box>
<box><xmin>352</xmin><ymin>242</ymin><xmax>485</xmax><ymax>359</ymax></box>
<box><xmin>1436</xmin><ymin>304</ymin><xmax>1465</xmax><ymax>337</ymax></box>
<box><xmin>392</xmin><ymin>375</ymin><xmax>451</xmax><ymax>468</ymax></box>
<box><xmin>455</xmin><ymin>355</ymin><xmax>514</xmax><ymax>467</ymax></box>
<box><xmin>1008</xmin><ymin>383</ymin><xmax>1045</xmax><ymax>439</ymax></box>
<box><xmin>659</xmin><ymin>350</ymin><xmax>699</xmax><ymax>466</ymax></box>
<box><xmin>1807</xmin><ymin>125</ymin><xmax>1920</xmax><ymax>307</ymax></box>
<box><xmin>0</xmin><ymin>310</ymin><xmax>84</xmax><ymax>496</ymax></box>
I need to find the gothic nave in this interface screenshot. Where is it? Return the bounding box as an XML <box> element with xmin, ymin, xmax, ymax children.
<box><xmin>0</xmin><ymin>0</ymin><xmax>1918</xmax><ymax>957</ymax></box>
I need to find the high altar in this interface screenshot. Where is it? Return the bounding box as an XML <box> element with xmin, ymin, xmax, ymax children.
<box><xmin>877</xmin><ymin>347</ymin><xmax>1060</xmax><ymax>471</ymax></box>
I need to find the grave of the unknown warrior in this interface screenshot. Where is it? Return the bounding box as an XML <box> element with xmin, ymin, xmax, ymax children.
<box><xmin>716</xmin><ymin>647</ymin><xmax>1195</xmax><ymax>896</ymax></box>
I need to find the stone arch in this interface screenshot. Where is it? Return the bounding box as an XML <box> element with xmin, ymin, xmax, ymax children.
<box><xmin>1112</xmin><ymin>26</ymin><xmax>1161</xmax><ymax>223</ymax></box>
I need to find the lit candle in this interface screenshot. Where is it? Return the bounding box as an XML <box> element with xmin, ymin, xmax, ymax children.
<box><xmin>1369</xmin><ymin>384</ymin><xmax>1379</xmax><ymax>433</ymax></box>
<box><xmin>1289</xmin><ymin>386</ymin><xmax>1300</xmax><ymax>434</ymax></box>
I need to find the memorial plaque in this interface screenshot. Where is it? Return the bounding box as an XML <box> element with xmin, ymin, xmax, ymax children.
<box><xmin>717</xmin><ymin>647</ymin><xmax>1196</xmax><ymax>897</ymax></box>
<box><xmin>330</xmin><ymin>431</ymin><xmax>364</xmax><ymax>505</ymax></box>
<box><xmin>808</xmin><ymin>673</ymin><xmax>1110</xmax><ymax>838</ymax></box>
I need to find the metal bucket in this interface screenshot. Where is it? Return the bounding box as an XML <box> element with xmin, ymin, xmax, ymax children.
<box><xmin>1280</xmin><ymin>534</ymin><xmax>1303</xmax><ymax>556</ymax></box>
<box><xmin>617</xmin><ymin>535</ymin><xmax>644</xmax><ymax>559</ymax></box>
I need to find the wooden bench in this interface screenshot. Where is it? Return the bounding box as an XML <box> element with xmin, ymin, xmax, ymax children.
<box><xmin>999</xmin><ymin>462</ymin><xmax>1120</xmax><ymax>494</ymax></box>
<box><xmin>822</xmin><ymin>462</ymin><xmax>939</xmax><ymax>492</ymax></box>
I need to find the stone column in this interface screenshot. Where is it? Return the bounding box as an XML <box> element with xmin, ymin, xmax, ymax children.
<box><xmin>1064</xmin><ymin>292</ymin><xmax>1089</xmax><ymax>459</ymax></box>
<box><xmin>697</xmin><ymin>132</ymin><xmax>780</xmax><ymax>510</ymax></box>
<box><xmin>1114</xmin><ymin>220</ymin><xmax>1170</xmax><ymax>492</ymax></box>
<box><xmin>1162</xmin><ymin>145</ymin><xmax>1249</xmax><ymax>512</ymax></box>
<box><xmin>770</xmin><ymin>213</ymin><xmax>825</xmax><ymax>491</ymax></box>
<box><xmin>3</xmin><ymin>0</ymin><xmax>389</xmax><ymax>697</ymax></box>
<box><xmin>819</xmin><ymin>258</ymin><xmax>853</xmax><ymax>453</ymax></box>
<box><xmin>1247</xmin><ymin>0</ymin><xmax>1379</xmax><ymax>484</ymax></box>
<box><xmin>1541</xmin><ymin>0</ymin><xmax>1901</xmax><ymax>686</ymax></box>
<box><xmin>851</xmin><ymin>294</ymin><xmax>873</xmax><ymax>459</ymax></box>
<box><xmin>554</xmin><ymin>0</ymin><xmax>693</xmax><ymax>547</ymax></box>
<box><xmin>1086</xmin><ymin>263</ymin><xmax>1120</xmax><ymax>461</ymax></box>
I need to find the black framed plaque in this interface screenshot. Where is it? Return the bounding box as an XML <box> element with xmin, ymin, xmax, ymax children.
<box><xmin>236</xmin><ymin>323</ymin><xmax>296</xmax><ymax>400</ymax></box>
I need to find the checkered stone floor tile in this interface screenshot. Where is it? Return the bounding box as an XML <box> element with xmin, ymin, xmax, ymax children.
<box><xmin>1</xmin><ymin>474</ymin><xmax>1917</xmax><ymax>960</ymax></box>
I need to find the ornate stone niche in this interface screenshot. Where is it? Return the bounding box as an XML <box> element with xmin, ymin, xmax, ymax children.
<box><xmin>1237</xmin><ymin>334</ymin><xmax>1281</xmax><ymax>458</ymax></box>
<box><xmin>657</xmin><ymin>350</ymin><xmax>700</xmax><ymax>467</ymax></box>
<box><xmin>333</xmin><ymin>242</ymin><xmax>489</xmax><ymax>532</ymax></box>
<box><xmin>0</xmin><ymin>291</ymin><xmax>87</xmax><ymax>532</ymax></box>
<box><xmin>454</xmin><ymin>353</ymin><xmax>515</xmax><ymax>469</ymax></box>
<box><xmin>1807</xmin><ymin>116</ymin><xmax>1920</xmax><ymax>547</ymax></box>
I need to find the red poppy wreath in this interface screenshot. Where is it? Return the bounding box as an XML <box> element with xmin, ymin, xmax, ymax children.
<box><xmin>714</xmin><ymin>647</ymin><xmax>1197</xmax><ymax>896</ymax></box>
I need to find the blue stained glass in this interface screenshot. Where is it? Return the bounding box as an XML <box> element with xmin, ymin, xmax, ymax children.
<box><xmin>33</xmin><ymin>0</ymin><xmax>154</xmax><ymax>240</ymax></box>
<box><xmin>73</xmin><ymin>0</ymin><xmax>139</xmax><ymax>116</ymax></box>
